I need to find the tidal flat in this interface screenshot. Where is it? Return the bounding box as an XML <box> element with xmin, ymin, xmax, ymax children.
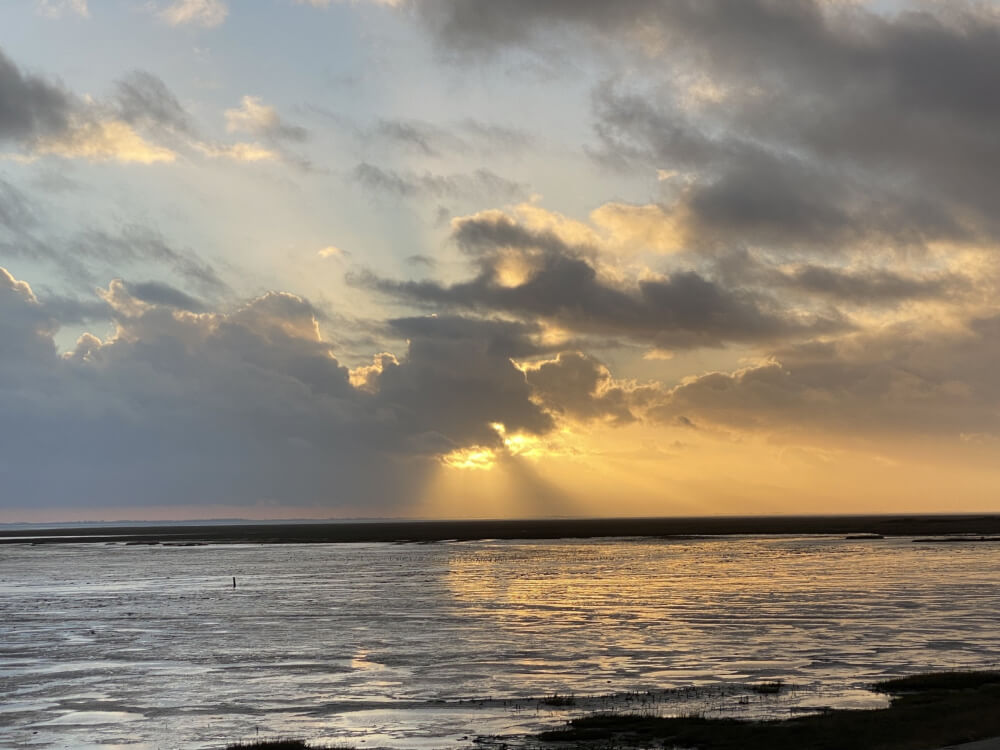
<box><xmin>226</xmin><ymin>673</ymin><xmax>1000</xmax><ymax>750</ymax></box>
<box><xmin>3</xmin><ymin>529</ymin><xmax>1000</xmax><ymax>748</ymax></box>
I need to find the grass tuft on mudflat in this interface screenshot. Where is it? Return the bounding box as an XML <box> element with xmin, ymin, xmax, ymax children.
<box><xmin>538</xmin><ymin>670</ymin><xmax>1000</xmax><ymax>750</ymax></box>
<box><xmin>873</xmin><ymin>670</ymin><xmax>1000</xmax><ymax>693</ymax></box>
<box><xmin>540</xmin><ymin>693</ymin><xmax>577</xmax><ymax>707</ymax></box>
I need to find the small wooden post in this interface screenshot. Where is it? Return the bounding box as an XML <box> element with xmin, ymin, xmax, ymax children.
<box><xmin>232</xmin><ymin>576</ymin><xmax>236</xmax><ymax>589</ymax></box>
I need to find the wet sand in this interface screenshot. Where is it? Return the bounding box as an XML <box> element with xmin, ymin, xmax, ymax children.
<box><xmin>4</xmin><ymin>513</ymin><xmax>1000</xmax><ymax>545</ymax></box>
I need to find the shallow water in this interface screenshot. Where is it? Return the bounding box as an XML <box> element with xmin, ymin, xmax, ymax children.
<box><xmin>2</xmin><ymin>535</ymin><xmax>999</xmax><ymax>749</ymax></box>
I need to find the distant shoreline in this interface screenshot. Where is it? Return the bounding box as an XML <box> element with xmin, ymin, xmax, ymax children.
<box><xmin>4</xmin><ymin>514</ymin><xmax>1000</xmax><ymax>545</ymax></box>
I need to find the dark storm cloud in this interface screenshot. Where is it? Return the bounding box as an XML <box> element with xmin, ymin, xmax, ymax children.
<box><xmin>352</xmin><ymin>162</ymin><xmax>528</xmax><ymax>202</ymax></box>
<box><xmin>0</xmin><ymin>269</ymin><xmax>578</xmax><ymax>511</ymax></box>
<box><xmin>0</xmin><ymin>46</ymin><xmax>72</xmax><ymax>142</ymax></box>
<box><xmin>355</xmin><ymin>214</ymin><xmax>847</xmax><ymax>349</ymax></box>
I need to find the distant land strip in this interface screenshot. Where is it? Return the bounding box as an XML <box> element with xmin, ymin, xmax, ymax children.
<box><xmin>4</xmin><ymin>515</ymin><xmax>1000</xmax><ymax>545</ymax></box>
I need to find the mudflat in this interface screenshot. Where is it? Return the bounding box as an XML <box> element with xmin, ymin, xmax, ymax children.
<box><xmin>531</xmin><ymin>672</ymin><xmax>1000</xmax><ymax>750</ymax></box>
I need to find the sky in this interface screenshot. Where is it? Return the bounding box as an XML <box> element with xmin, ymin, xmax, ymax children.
<box><xmin>3</xmin><ymin>0</ymin><xmax>1000</xmax><ymax>522</ymax></box>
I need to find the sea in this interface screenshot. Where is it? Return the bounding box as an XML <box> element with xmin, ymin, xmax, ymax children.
<box><xmin>2</xmin><ymin>534</ymin><xmax>999</xmax><ymax>749</ymax></box>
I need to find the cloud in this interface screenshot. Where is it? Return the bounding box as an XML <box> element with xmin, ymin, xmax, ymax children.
<box><xmin>364</xmin><ymin>117</ymin><xmax>532</xmax><ymax>158</ymax></box>
<box><xmin>374</xmin><ymin>315</ymin><xmax>555</xmax><ymax>447</ymax></box>
<box><xmin>318</xmin><ymin>245</ymin><xmax>349</xmax><ymax>259</ymax></box>
<box><xmin>355</xmin><ymin>208</ymin><xmax>848</xmax><ymax>349</ymax></box>
<box><xmin>32</xmin><ymin>117</ymin><xmax>176</xmax><ymax>163</ymax></box>
<box><xmin>114</xmin><ymin>70</ymin><xmax>194</xmax><ymax>136</ymax></box>
<box><xmin>413</xmin><ymin>1</ymin><xmax>1000</xmax><ymax>257</ymax></box>
<box><xmin>368</xmin><ymin>119</ymin><xmax>461</xmax><ymax>158</ymax></box>
<box><xmin>0</xmin><ymin>175</ymin><xmax>228</xmax><ymax>297</ymax></box>
<box><xmin>778</xmin><ymin>264</ymin><xmax>956</xmax><ymax>304</ymax></box>
<box><xmin>124</xmin><ymin>280</ymin><xmax>205</xmax><ymax>312</ymax></box>
<box><xmin>67</xmin><ymin>224</ymin><xmax>227</xmax><ymax>294</ymax></box>
<box><xmin>195</xmin><ymin>141</ymin><xmax>278</xmax><ymax>162</ymax></box>
<box><xmin>225</xmin><ymin>95</ymin><xmax>308</xmax><ymax>143</ymax></box>
<box><xmin>645</xmin><ymin>317</ymin><xmax>1000</xmax><ymax>441</ymax></box>
<box><xmin>707</xmin><ymin>248</ymin><xmax>962</xmax><ymax>307</ymax></box>
<box><xmin>0</xmin><ymin>268</ymin><xmax>577</xmax><ymax>513</ymax></box>
<box><xmin>352</xmin><ymin>162</ymin><xmax>528</xmax><ymax>202</ymax></box>
<box><xmin>406</xmin><ymin>254</ymin><xmax>436</xmax><ymax>268</ymax></box>
<box><xmin>3</xmin><ymin>256</ymin><xmax>1000</xmax><ymax>515</ymax></box>
<box><xmin>0</xmin><ymin>50</ymin><xmax>301</xmax><ymax>170</ymax></box>
<box><xmin>0</xmin><ymin>47</ymin><xmax>73</xmax><ymax>143</ymax></box>
<box><xmin>0</xmin><ymin>268</ymin><xmax>56</xmax><ymax>364</ymax></box>
<box><xmin>0</xmin><ymin>51</ymin><xmax>184</xmax><ymax>165</ymax></box>
<box><xmin>159</xmin><ymin>0</ymin><xmax>228</xmax><ymax>28</ymax></box>
<box><xmin>0</xmin><ymin>177</ymin><xmax>37</xmax><ymax>230</ymax></box>
<box><xmin>35</xmin><ymin>0</ymin><xmax>89</xmax><ymax>19</ymax></box>
<box><xmin>36</xmin><ymin>292</ymin><xmax>112</xmax><ymax>325</ymax></box>
<box><xmin>296</xmin><ymin>0</ymin><xmax>403</xmax><ymax>7</ymax></box>
<box><xmin>523</xmin><ymin>352</ymin><xmax>635</xmax><ymax>425</ymax></box>
<box><xmin>588</xmin><ymin>82</ymin><xmax>976</xmax><ymax>252</ymax></box>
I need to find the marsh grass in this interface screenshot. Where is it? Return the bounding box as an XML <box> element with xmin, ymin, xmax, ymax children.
<box><xmin>747</xmin><ymin>680</ymin><xmax>783</xmax><ymax>695</ymax></box>
<box><xmin>872</xmin><ymin>670</ymin><xmax>1000</xmax><ymax>693</ymax></box>
<box><xmin>540</xmin><ymin>693</ymin><xmax>577</xmax><ymax>707</ymax></box>
<box><xmin>538</xmin><ymin>671</ymin><xmax>1000</xmax><ymax>749</ymax></box>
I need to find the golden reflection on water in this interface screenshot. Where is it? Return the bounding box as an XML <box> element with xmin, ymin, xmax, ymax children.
<box><xmin>446</xmin><ymin>539</ymin><xmax>783</xmax><ymax>614</ymax></box>
<box><xmin>442</xmin><ymin>535</ymin><xmax>1000</xmax><ymax>689</ymax></box>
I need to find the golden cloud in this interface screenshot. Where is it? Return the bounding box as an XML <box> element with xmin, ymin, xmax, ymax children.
<box><xmin>33</xmin><ymin>118</ymin><xmax>175</xmax><ymax>164</ymax></box>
